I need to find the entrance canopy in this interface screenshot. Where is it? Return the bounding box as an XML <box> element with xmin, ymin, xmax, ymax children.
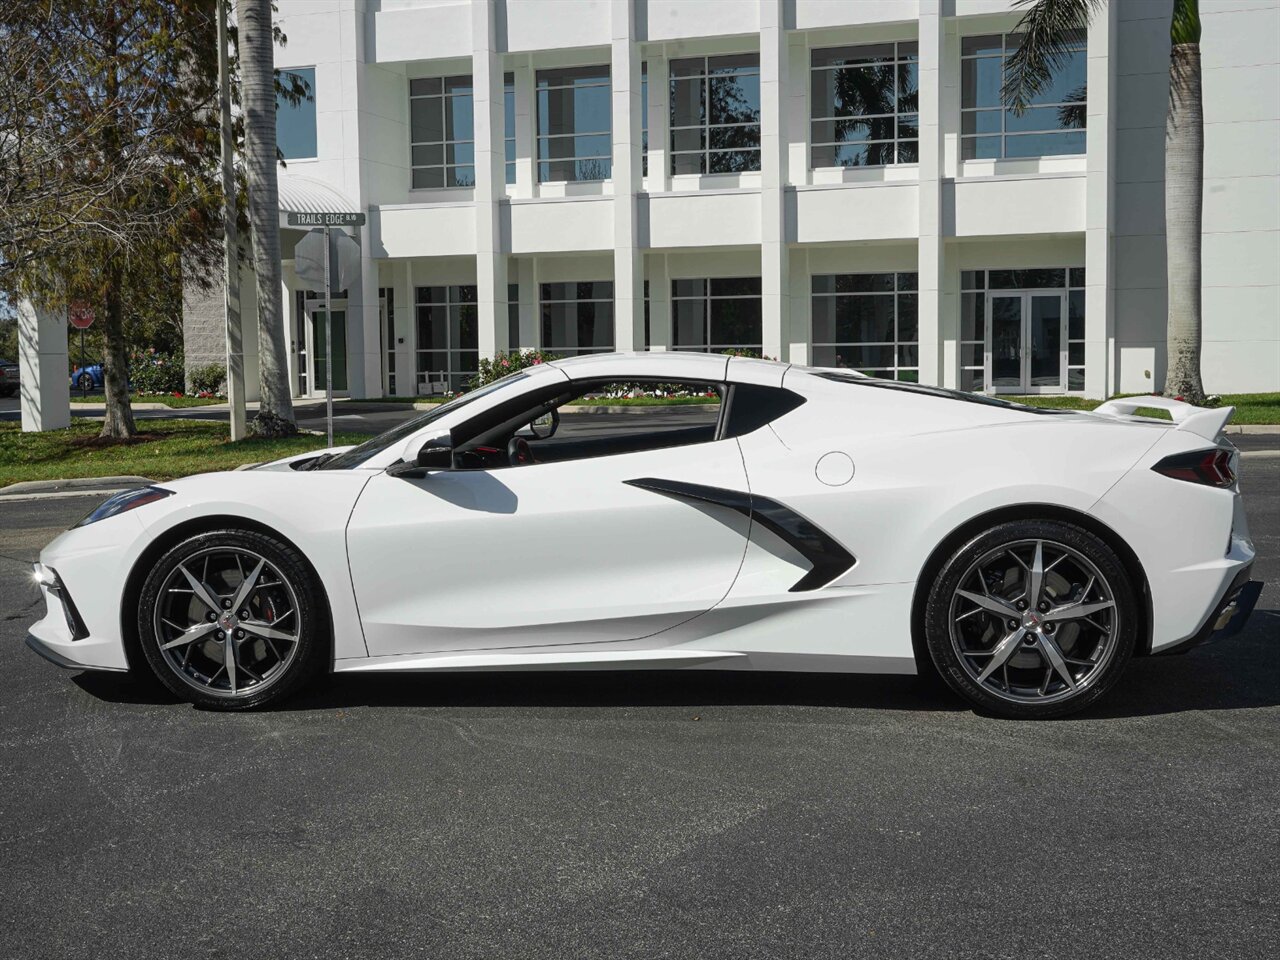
<box><xmin>277</xmin><ymin>174</ymin><xmax>360</xmax><ymax>230</ymax></box>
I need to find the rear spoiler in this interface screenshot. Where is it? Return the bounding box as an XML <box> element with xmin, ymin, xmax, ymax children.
<box><xmin>1091</xmin><ymin>396</ymin><xmax>1234</xmax><ymax>442</ymax></box>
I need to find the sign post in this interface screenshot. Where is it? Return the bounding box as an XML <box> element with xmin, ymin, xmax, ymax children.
<box><xmin>288</xmin><ymin>211</ymin><xmax>365</xmax><ymax>448</ymax></box>
<box><xmin>68</xmin><ymin>303</ymin><xmax>94</xmax><ymax>398</ymax></box>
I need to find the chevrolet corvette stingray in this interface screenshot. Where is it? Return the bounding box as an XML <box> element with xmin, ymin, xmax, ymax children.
<box><xmin>27</xmin><ymin>353</ymin><xmax>1259</xmax><ymax>718</ymax></box>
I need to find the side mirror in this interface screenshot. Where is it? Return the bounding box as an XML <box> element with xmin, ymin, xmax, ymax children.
<box><xmin>415</xmin><ymin>436</ymin><xmax>454</xmax><ymax>469</ymax></box>
<box><xmin>526</xmin><ymin>407</ymin><xmax>560</xmax><ymax>440</ymax></box>
<box><xmin>388</xmin><ymin>434</ymin><xmax>453</xmax><ymax>478</ymax></box>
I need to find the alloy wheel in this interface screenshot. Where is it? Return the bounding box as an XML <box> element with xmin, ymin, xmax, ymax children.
<box><xmin>152</xmin><ymin>546</ymin><xmax>302</xmax><ymax>699</ymax></box>
<box><xmin>947</xmin><ymin>538</ymin><xmax>1119</xmax><ymax>706</ymax></box>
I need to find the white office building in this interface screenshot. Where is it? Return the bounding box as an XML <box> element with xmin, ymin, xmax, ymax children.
<box><xmin>183</xmin><ymin>0</ymin><xmax>1280</xmax><ymax>401</ymax></box>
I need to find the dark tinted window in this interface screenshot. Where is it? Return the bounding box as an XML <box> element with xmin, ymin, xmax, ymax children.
<box><xmin>722</xmin><ymin>384</ymin><xmax>806</xmax><ymax>437</ymax></box>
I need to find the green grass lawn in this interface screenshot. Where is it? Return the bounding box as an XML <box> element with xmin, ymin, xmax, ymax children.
<box><xmin>69</xmin><ymin>394</ymin><xmax>224</xmax><ymax>408</ymax></box>
<box><xmin>0</xmin><ymin>419</ymin><xmax>374</xmax><ymax>487</ymax></box>
<box><xmin>1008</xmin><ymin>392</ymin><xmax>1279</xmax><ymax>424</ymax></box>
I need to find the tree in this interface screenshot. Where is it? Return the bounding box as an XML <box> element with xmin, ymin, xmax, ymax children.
<box><xmin>236</xmin><ymin>0</ymin><xmax>294</xmax><ymax>436</ymax></box>
<box><xmin>1002</xmin><ymin>0</ymin><xmax>1207</xmax><ymax>403</ymax></box>
<box><xmin>0</xmin><ymin>1</ymin><xmax>223</xmax><ymax>438</ymax></box>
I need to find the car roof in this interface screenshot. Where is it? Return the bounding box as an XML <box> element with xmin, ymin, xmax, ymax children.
<box><xmin>548</xmin><ymin>351</ymin><xmax>789</xmax><ymax>385</ymax></box>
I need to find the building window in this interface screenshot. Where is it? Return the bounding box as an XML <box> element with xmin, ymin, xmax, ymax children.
<box><xmin>410</xmin><ymin>76</ymin><xmax>474</xmax><ymax>189</ymax></box>
<box><xmin>959</xmin><ymin>268</ymin><xmax>1086</xmax><ymax>392</ymax></box>
<box><xmin>537</xmin><ymin>66</ymin><xmax>611</xmax><ymax>182</ymax></box>
<box><xmin>504</xmin><ymin>73</ymin><xmax>516</xmax><ymax>186</ymax></box>
<box><xmin>507</xmin><ymin>283</ymin><xmax>520</xmax><ymax>350</ymax></box>
<box><xmin>671</xmin><ymin>278</ymin><xmax>763</xmax><ymax>353</ymax></box>
<box><xmin>961</xmin><ymin>33</ymin><xmax>1086</xmax><ymax>160</ymax></box>
<box><xmin>277</xmin><ymin>68</ymin><xmax>316</xmax><ymax>160</ymax></box>
<box><xmin>641</xmin><ymin>62</ymin><xmax>649</xmax><ymax>178</ymax></box>
<box><xmin>415</xmin><ymin>285</ymin><xmax>478</xmax><ymax>392</ymax></box>
<box><xmin>669</xmin><ymin>54</ymin><xmax>760</xmax><ymax>175</ymax></box>
<box><xmin>810</xmin><ymin>42</ymin><xmax>918</xmax><ymax>168</ymax></box>
<box><xmin>812</xmin><ymin>273</ymin><xmax>919</xmax><ymax>381</ymax></box>
<box><xmin>540</xmin><ymin>282</ymin><xmax>614</xmax><ymax>355</ymax></box>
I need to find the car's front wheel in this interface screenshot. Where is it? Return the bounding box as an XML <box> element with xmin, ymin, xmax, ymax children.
<box><xmin>923</xmin><ymin>519</ymin><xmax>1137</xmax><ymax>719</ymax></box>
<box><xmin>77</xmin><ymin>373</ymin><xmax>94</xmax><ymax>392</ymax></box>
<box><xmin>137</xmin><ymin>529</ymin><xmax>326</xmax><ymax>710</ymax></box>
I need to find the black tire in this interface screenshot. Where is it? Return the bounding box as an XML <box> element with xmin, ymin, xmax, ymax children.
<box><xmin>77</xmin><ymin>374</ymin><xmax>94</xmax><ymax>392</ymax></box>
<box><xmin>923</xmin><ymin>519</ymin><xmax>1137</xmax><ymax>720</ymax></box>
<box><xmin>137</xmin><ymin>528</ymin><xmax>327</xmax><ymax>710</ymax></box>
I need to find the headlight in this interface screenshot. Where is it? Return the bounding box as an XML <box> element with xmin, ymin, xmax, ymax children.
<box><xmin>76</xmin><ymin>486</ymin><xmax>174</xmax><ymax>527</ymax></box>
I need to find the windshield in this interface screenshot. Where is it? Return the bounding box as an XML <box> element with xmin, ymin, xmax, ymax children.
<box><xmin>320</xmin><ymin>372</ymin><xmax>530</xmax><ymax>469</ymax></box>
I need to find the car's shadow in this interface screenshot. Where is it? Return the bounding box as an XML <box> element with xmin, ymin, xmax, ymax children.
<box><xmin>74</xmin><ymin>609</ymin><xmax>1280</xmax><ymax>720</ymax></box>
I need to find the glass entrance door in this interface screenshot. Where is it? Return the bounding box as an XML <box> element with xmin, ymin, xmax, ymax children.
<box><xmin>986</xmin><ymin>291</ymin><xmax>1066</xmax><ymax>394</ymax></box>
<box><xmin>306</xmin><ymin>306</ymin><xmax>348</xmax><ymax>396</ymax></box>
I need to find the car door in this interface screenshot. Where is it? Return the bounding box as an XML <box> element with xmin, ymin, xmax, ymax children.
<box><xmin>346</xmin><ymin>433</ymin><xmax>751</xmax><ymax>657</ymax></box>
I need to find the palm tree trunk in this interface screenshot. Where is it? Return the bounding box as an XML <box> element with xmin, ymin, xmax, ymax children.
<box><xmin>99</xmin><ymin>16</ymin><xmax>134</xmax><ymax>440</ymax></box>
<box><xmin>236</xmin><ymin>0</ymin><xmax>295</xmax><ymax>436</ymax></box>
<box><xmin>1164</xmin><ymin>40</ymin><xmax>1206</xmax><ymax>404</ymax></box>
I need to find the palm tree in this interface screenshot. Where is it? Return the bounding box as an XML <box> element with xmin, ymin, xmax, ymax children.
<box><xmin>1003</xmin><ymin>0</ymin><xmax>1207</xmax><ymax>404</ymax></box>
<box><xmin>235</xmin><ymin>0</ymin><xmax>295</xmax><ymax>435</ymax></box>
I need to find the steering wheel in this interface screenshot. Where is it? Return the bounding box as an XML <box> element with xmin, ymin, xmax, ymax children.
<box><xmin>507</xmin><ymin>436</ymin><xmax>535</xmax><ymax>467</ymax></box>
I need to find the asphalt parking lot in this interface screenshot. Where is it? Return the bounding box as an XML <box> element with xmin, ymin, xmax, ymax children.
<box><xmin>0</xmin><ymin>459</ymin><xmax>1276</xmax><ymax>959</ymax></box>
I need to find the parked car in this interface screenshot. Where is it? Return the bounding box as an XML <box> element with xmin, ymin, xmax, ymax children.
<box><xmin>26</xmin><ymin>353</ymin><xmax>1259</xmax><ymax>718</ymax></box>
<box><xmin>0</xmin><ymin>359</ymin><xmax>19</xmax><ymax>398</ymax></box>
<box><xmin>70</xmin><ymin>364</ymin><xmax>104</xmax><ymax>391</ymax></box>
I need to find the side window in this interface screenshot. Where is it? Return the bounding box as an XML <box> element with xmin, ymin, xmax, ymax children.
<box><xmin>453</xmin><ymin>379</ymin><xmax>726</xmax><ymax>469</ymax></box>
<box><xmin>532</xmin><ymin>380</ymin><xmax>724</xmax><ymax>464</ymax></box>
<box><xmin>722</xmin><ymin>384</ymin><xmax>806</xmax><ymax>437</ymax></box>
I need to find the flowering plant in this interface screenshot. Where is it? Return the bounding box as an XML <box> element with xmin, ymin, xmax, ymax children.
<box><xmin>467</xmin><ymin>349</ymin><xmax>560</xmax><ymax>390</ymax></box>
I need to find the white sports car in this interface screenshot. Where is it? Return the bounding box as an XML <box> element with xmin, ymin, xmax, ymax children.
<box><xmin>28</xmin><ymin>353</ymin><xmax>1260</xmax><ymax>718</ymax></box>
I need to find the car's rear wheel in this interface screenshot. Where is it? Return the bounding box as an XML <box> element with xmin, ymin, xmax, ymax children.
<box><xmin>924</xmin><ymin>519</ymin><xmax>1137</xmax><ymax>719</ymax></box>
<box><xmin>77</xmin><ymin>373</ymin><xmax>94</xmax><ymax>392</ymax></box>
<box><xmin>137</xmin><ymin>529</ymin><xmax>325</xmax><ymax>710</ymax></box>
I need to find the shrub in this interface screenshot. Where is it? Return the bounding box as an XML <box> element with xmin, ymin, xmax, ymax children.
<box><xmin>189</xmin><ymin>362</ymin><xmax>227</xmax><ymax>395</ymax></box>
<box><xmin>467</xmin><ymin>349</ymin><xmax>559</xmax><ymax>391</ymax></box>
<box><xmin>129</xmin><ymin>349</ymin><xmax>185</xmax><ymax>395</ymax></box>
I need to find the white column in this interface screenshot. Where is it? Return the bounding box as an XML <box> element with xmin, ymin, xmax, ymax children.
<box><xmin>612</xmin><ymin>0</ymin><xmax>643</xmax><ymax>351</ymax></box>
<box><xmin>1085</xmin><ymin>2</ymin><xmax>1117</xmax><ymax>399</ymax></box>
<box><xmin>646</xmin><ymin>55</ymin><xmax>669</xmax><ymax>193</ymax></box>
<box><xmin>648</xmin><ymin>253</ymin><xmax>672</xmax><ymax>350</ymax></box>
<box><xmin>473</xmin><ymin>0</ymin><xmax>508</xmax><ymax>357</ymax></box>
<box><xmin>513</xmin><ymin>62</ymin><xmax>535</xmax><ymax>198</ymax></box>
<box><xmin>349</xmin><ymin>232</ymin><xmax>381</xmax><ymax>397</ymax></box>
<box><xmin>789</xmin><ymin>249</ymin><xmax>810</xmax><ymax>365</ymax></box>
<box><xmin>760</xmin><ymin>0</ymin><xmax>790</xmax><ymax>361</ymax></box>
<box><xmin>918</xmin><ymin>1</ymin><xmax>945</xmax><ymax>387</ymax></box>
<box><xmin>17</xmin><ymin>299</ymin><xmax>70</xmax><ymax>432</ymax></box>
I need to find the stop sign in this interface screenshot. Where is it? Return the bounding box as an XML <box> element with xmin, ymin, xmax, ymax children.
<box><xmin>69</xmin><ymin>302</ymin><xmax>94</xmax><ymax>330</ymax></box>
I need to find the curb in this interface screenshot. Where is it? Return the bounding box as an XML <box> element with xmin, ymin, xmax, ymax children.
<box><xmin>0</xmin><ymin>475</ymin><xmax>154</xmax><ymax>502</ymax></box>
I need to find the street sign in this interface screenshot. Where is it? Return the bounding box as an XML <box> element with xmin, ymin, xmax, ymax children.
<box><xmin>291</xmin><ymin>222</ymin><xmax>364</xmax><ymax>449</ymax></box>
<box><xmin>294</xmin><ymin>228</ymin><xmax>361</xmax><ymax>295</ymax></box>
<box><xmin>68</xmin><ymin>303</ymin><xmax>94</xmax><ymax>330</ymax></box>
<box><xmin>287</xmin><ymin>211</ymin><xmax>366</xmax><ymax>228</ymax></box>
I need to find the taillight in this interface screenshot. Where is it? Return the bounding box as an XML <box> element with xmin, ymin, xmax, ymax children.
<box><xmin>1152</xmin><ymin>448</ymin><xmax>1235</xmax><ymax>487</ymax></box>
